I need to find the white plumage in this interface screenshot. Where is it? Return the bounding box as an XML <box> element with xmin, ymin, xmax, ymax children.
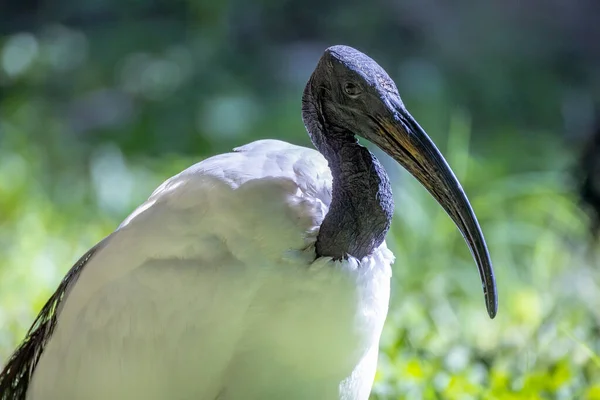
<box><xmin>2</xmin><ymin>44</ymin><xmax>496</xmax><ymax>400</ymax></box>
<box><xmin>27</xmin><ymin>140</ymin><xmax>394</xmax><ymax>400</ymax></box>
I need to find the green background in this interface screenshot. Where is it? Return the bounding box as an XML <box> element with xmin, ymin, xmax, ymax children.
<box><xmin>1</xmin><ymin>1</ymin><xmax>600</xmax><ymax>398</ymax></box>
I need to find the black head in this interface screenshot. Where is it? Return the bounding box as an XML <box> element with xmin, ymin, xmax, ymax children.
<box><xmin>303</xmin><ymin>45</ymin><xmax>498</xmax><ymax>319</ymax></box>
<box><xmin>303</xmin><ymin>45</ymin><xmax>404</xmax><ymax>149</ymax></box>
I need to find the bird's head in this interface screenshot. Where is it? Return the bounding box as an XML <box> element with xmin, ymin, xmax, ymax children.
<box><xmin>303</xmin><ymin>45</ymin><xmax>498</xmax><ymax>319</ymax></box>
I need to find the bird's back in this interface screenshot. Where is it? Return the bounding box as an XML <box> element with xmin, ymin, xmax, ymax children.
<box><xmin>20</xmin><ymin>140</ymin><xmax>392</xmax><ymax>400</ymax></box>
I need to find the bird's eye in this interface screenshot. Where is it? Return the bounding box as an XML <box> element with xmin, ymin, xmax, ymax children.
<box><xmin>343</xmin><ymin>82</ymin><xmax>362</xmax><ymax>98</ymax></box>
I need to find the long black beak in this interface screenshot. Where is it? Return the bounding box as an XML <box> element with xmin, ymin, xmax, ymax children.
<box><xmin>372</xmin><ymin>98</ymin><xmax>498</xmax><ymax>318</ymax></box>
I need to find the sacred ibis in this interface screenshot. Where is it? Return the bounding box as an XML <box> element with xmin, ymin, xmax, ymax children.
<box><xmin>0</xmin><ymin>45</ymin><xmax>497</xmax><ymax>400</ymax></box>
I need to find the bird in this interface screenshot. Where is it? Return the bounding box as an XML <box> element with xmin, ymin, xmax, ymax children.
<box><xmin>0</xmin><ymin>45</ymin><xmax>497</xmax><ymax>400</ymax></box>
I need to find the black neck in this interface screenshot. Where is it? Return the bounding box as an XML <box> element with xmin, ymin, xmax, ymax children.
<box><xmin>302</xmin><ymin>92</ymin><xmax>394</xmax><ymax>260</ymax></box>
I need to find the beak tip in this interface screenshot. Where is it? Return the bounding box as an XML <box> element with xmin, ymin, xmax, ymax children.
<box><xmin>486</xmin><ymin>294</ymin><xmax>498</xmax><ymax>319</ymax></box>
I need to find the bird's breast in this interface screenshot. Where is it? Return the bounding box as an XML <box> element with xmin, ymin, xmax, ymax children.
<box><xmin>211</xmin><ymin>247</ymin><xmax>392</xmax><ymax>400</ymax></box>
<box><xmin>245</xmin><ymin>254</ymin><xmax>390</xmax><ymax>370</ymax></box>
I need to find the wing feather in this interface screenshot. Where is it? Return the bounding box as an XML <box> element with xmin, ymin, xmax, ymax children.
<box><xmin>0</xmin><ymin>140</ymin><xmax>339</xmax><ymax>399</ymax></box>
<box><xmin>0</xmin><ymin>238</ymin><xmax>109</xmax><ymax>399</ymax></box>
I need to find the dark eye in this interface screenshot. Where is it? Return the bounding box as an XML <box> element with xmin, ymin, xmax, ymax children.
<box><xmin>343</xmin><ymin>82</ymin><xmax>362</xmax><ymax>98</ymax></box>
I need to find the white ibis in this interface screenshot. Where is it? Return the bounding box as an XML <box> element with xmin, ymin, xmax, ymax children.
<box><xmin>0</xmin><ymin>45</ymin><xmax>497</xmax><ymax>400</ymax></box>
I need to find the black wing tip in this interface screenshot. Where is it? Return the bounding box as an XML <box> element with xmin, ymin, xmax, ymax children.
<box><xmin>0</xmin><ymin>238</ymin><xmax>107</xmax><ymax>399</ymax></box>
<box><xmin>0</xmin><ymin>333</ymin><xmax>41</xmax><ymax>400</ymax></box>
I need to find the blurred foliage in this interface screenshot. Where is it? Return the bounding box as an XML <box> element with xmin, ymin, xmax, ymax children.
<box><xmin>372</xmin><ymin>116</ymin><xmax>599</xmax><ymax>399</ymax></box>
<box><xmin>1</xmin><ymin>0</ymin><xmax>600</xmax><ymax>398</ymax></box>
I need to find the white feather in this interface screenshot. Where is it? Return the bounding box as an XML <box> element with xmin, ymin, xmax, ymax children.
<box><xmin>27</xmin><ymin>139</ymin><xmax>394</xmax><ymax>400</ymax></box>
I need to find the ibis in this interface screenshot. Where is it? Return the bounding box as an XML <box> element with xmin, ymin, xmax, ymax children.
<box><xmin>0</xmin><ymin>45</ymin><xmax>497</xmax><ymax>400</ymax></box>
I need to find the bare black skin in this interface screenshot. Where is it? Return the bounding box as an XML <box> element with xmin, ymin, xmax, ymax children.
<box><xmin>0</xmin><ymin>45</ymin><xmax>498</xmax><ymax>400</ymax></box>
<box><xmin>303</xmin><ymin>45</ymin><xmax>497</xmax><ymax>318</ymax></box>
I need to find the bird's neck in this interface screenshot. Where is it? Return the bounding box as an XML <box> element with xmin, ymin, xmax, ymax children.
<box><xmin>317</xmin><ymin>135</ymin><xmax>394</xmax><ymax>260</ymax></box>
<box><xmin>303</xmin><ymin>119</ymin><xmax>394</xmax><ymax>260</ymax></box>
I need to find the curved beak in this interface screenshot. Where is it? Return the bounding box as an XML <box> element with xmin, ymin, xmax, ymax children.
<box><xmin>370</xmin><ymin>97</ymin><xmax>498</xmax><ymax>319</ymax></box>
